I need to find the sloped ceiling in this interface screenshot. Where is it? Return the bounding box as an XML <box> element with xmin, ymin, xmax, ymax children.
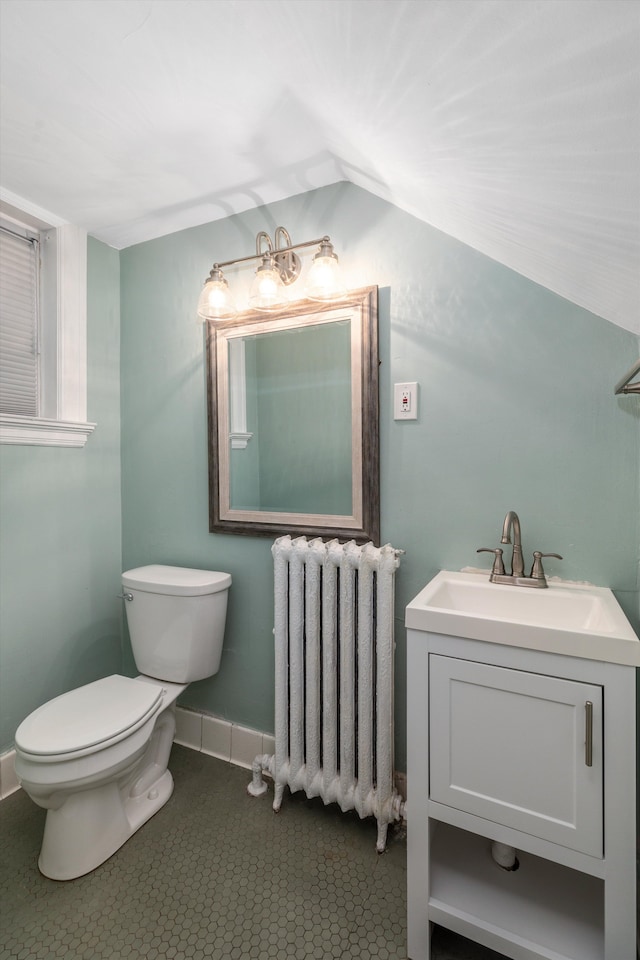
<box><xmin>1</xmin><ymin>0</ymin><xmax>638</xmax><ymax>334</ymax></box>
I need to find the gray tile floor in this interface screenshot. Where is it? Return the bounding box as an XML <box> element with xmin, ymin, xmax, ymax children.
<box><xmin>1</xmin><ymin>745</ymin><xmax>507</xmax><ymax>960</ymax></box>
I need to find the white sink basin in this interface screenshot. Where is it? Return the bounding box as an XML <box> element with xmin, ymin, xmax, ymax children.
<box><xmin>405</xmin><ymin>571</ymin><xmax>640</xmax><ymax>665</ymax></box>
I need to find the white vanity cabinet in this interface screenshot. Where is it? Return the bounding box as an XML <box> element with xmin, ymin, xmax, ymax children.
<box><xmin>428</xmin><ymin>656</ymin><xmax>604</xmax><ymax>858</ymax></box>
<box><xmin>406</xmin><ymin>622</ymin><xmax>638</xmax><ymax>960</ymax></box>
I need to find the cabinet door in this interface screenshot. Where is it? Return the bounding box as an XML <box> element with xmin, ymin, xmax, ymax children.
<box><xmin>429</xmin><ymin>655</ymin><xmax>603</xmax><ymax>856</ymax></box>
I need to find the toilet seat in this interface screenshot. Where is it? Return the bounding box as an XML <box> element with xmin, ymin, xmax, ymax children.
<box><xmin>15</xmin><ymin>675</ymin><xmax>164</xmax><ymax>761</ymax></box>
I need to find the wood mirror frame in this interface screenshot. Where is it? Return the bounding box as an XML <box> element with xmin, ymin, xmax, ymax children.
<box><xmin>206</xmin><ymin>285</ymin><xmax>379</xmax><ymax>543</ymax></box>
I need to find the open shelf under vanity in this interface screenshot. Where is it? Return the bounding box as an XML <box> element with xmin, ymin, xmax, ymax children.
<box><xmin>429</xmin><ymin>821</ymin><xmax>604</xmax><ymax>960</ymax></box>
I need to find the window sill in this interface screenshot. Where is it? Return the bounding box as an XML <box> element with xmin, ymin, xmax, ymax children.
<box><xmin>230</xmin><ymin>432</ymin><xmax>253</xmax><ymax>450</ymax></box>
<box><xmin>0</xmin><ymin>415</ymin><xmax>96</xmax><ymax>447</ymax></box>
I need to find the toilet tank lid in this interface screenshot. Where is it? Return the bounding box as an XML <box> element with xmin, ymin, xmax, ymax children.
<box><xmin>122</xmin><ymin>565</ymin><xmax>232</xmax><ymax>596</ymax></box>
<box><xmin>15</xmin><ymin>676</ymin><xmax>164</xmax><ymax>757</ymax></box>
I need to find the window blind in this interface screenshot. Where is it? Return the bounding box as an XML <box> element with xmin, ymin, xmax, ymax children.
<box><xmin>0</xmin><ymin>226</ymin><xmax>39</xmax><ymax>416</ymax></box>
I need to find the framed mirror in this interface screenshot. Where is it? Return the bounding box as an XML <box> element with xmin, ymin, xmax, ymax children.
<box><xmin>206</xmin><ymin>286</ymin><xmax>379</xmax><ymax>543</ymax></box>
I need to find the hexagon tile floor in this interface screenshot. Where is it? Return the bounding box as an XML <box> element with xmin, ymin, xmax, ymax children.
<box><xmin>0</xmin><ymin>746</ymin><xmax>508</xmax><ymax>960</ymax></box>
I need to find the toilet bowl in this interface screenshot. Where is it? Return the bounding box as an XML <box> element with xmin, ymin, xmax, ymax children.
<box><xmin>14</xmin><ymin>565</ymin><xmax>231</xmax><ymax>880</ymax></box>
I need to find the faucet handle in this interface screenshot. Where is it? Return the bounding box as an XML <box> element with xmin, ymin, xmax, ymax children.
<box><xmin>530</xmin><ymin>551</ymin><xmax>563</xmax><ymax>581</ymax></box>
<box><xmin>477</xmin><ymin>547</ymin><xmax>506</xmax><ymax>577</ymax></box>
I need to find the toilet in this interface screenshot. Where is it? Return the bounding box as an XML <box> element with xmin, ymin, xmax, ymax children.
<box><xmin>14</xmin><ymin>564</ymin><xmax>231</xmax><ymax>881</ymax></box>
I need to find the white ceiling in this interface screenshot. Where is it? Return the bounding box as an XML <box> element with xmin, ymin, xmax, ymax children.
<box><xmin>1</xmin><ymin>0</ymin><xmax>639</xmax><ymax>334</ymax></box>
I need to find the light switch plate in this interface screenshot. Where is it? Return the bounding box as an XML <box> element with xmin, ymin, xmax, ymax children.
<box><xmin>394</xmin><ymin>382</ymin><xmax>418</xmax><ymax>420</ymax></box>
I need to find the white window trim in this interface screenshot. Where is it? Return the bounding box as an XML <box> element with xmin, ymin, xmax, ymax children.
<box><xmin>0</xmin><ymin>191</ymin><xmax>95</xmax><ymax>447</ymax></box>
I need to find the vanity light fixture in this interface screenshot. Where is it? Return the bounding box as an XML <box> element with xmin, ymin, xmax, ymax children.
<box><xmin>196</xmin><ymin>226</ymin><xmax>345</xmax><ymax>320</ymax></box>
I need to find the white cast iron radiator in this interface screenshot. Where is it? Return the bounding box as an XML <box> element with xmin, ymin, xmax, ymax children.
<box><xmin>247</xmin><ymin>535</ymin><xmax>405</xmax><ymax>852</ymax></box>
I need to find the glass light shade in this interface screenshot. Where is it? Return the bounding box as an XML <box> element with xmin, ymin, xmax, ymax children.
<box><xmin>196</xmin><ymin>272</ymin><xmax>237</xmax><ymax>320</ymax></box>
<box><xmin>248</xmin><ymin>259</ymin><xmax>288</xmax><ymax>311</ymax></box>
<box><xmin>305</xmin><ymin>246</ymin><xmax>346</xmax><ymax>301</ymax></box>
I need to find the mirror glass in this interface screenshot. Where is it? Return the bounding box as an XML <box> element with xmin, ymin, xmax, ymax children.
<box><xmin>207</xmin><ymin>286</ymin><xmax>379</xmax><ymax>542</ymax></box>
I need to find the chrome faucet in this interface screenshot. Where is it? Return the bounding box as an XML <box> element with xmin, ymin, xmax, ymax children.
<box><xmin>477</xmin><ymin>511</ymin><xmax>562</xmax><ymax>588</ymax></box>
<box><xmin>501</xmin><ymin>510</ymin><xmax>524</xmax><ymax>577</ymax></box>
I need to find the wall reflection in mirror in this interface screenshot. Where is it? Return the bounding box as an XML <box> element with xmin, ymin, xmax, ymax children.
<box><xmin>207</xmin><ymin>287</ymin><xmax>379</xmax><ymax>542</ymax></box>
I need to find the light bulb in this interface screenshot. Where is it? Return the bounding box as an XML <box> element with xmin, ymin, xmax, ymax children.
<box><xmin>306</xmin><ymin>240</ymin><xmax>346</xmax><ymax>300</ymax></box>
<box><xmin>196</xmin><ymin>267</ymin><xmax>237</xmax><ymax>320</ymax></box>
<box><xmin>248</xmin><ymin>255</ymin><xmax>288</xmax><ymax>311</ymax></box>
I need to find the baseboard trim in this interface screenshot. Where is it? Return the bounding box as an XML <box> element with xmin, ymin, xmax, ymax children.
<box><xmin>174</xmin><ymin>706</ymin><xmax>275</xmax><ymax>770</ymax></box>
<box><xmin>0</xmin><ymin>749</ymin><xmax>20</xmax><ymax>799</ymax></box>
<box><xmin>175</xmin><ymin>707</ymin><xmax>407</xmax><ymax>800</ymax></box>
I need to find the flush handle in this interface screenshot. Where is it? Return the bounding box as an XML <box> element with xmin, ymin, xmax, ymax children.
<box><xmin>585</xmin><ymin>700</ymin><xmax>593</xmax><ymax>767</ymax></box>
<box><xmin>117</xmin><ymin>592</ymin><xmax>134</xmax><ymax>601</ymax></box>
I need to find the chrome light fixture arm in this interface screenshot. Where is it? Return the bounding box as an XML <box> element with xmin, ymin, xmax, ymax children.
<box><xmin>211</xmin><ymin>233</ymin><xmax>331</xmax><ymax>274</ymax></box>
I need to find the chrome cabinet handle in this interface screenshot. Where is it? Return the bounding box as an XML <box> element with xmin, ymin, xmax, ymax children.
<box><xmin>585</xmin><ymin>700</ymin><xmax>593</xmax><ymax>767</ymax></box>
<box><xmin>117</xmin><ymin>592</ymin><xmax>133</xmax><ymax>601</ymax></box>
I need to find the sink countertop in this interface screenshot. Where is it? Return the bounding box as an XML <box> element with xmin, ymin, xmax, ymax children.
<box><xmin>405</xmin><ymin>570</ymin><xmax>640</xmax><ymax>666</ymax></box>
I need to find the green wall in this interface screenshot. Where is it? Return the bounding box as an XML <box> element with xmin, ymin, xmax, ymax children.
<box><xmin>0</xmin><ymin>238</ymin><xmax>122</xmax><ymax>752</ymax></box>
<box><xmin>120</xmin><ymin>183</ymin><xmax>640</xmax><ymax>772</ymax></box>
<box><xmin>1</xmin><ymin>185</ymin><xmax>637</xmax><ymax>767</ymax></box>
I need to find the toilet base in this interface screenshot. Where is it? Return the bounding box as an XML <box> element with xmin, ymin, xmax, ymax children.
<box><xmin>39</xmin><ymin>768</ymin><xmax>174</xmax><ymax>880</ymax></box>
<box><xmin>34</xmin><ymin>705</ymin><xmax>179</xmax><ymax>881</ymax></box>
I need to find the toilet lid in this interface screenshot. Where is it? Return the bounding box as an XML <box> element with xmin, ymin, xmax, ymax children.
<box><xmin>122</xmin><ymin>565</ymin><xmax>231</xmax><ymax>596</ymax></box>
<box><xmin>15</xmin><ymin>676</ymin><xmax>164</xmax><ymax>757</ymax></box>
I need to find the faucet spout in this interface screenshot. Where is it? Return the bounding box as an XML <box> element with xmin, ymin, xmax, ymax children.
<box><xmin>478</xmin><ymin>510</ymin><xmax>561</xmax><ymax>587</ymax></box>
<box><xmin>500</xmin><ymin>511</ymin><xmax>524</xmax><ymax>577</ymax></box>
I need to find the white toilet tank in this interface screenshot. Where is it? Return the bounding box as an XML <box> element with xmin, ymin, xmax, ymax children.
<box><xmin>121</xmin><ymin>565</ymin><xmax>232</xmax><ymax>683</ymax></box>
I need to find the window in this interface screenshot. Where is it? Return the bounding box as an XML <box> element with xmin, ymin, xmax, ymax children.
<box><xmin>0</xmin><ymin>221</ymin><xmax>39</xmax><ymax>416</ymax></box>
<box><xmin>0</xmin><ymin>192</ymin><xmax>95</xmax><ymax>446</ymax></box>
